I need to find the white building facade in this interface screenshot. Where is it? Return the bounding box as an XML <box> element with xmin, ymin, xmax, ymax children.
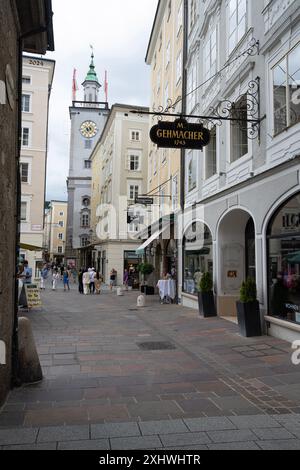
<box><xmin>179</xmin><ymin>0</ymin><xmax>300</xmax><ymax>343</ymax></box>
<box><xmin>66</xmin><ymin>54</ymin><xmax>109</xmax><ymax>267</ymax></box>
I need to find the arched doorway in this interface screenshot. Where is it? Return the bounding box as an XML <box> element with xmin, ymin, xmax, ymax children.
<box><xmin>267</xmin><ymin>192</ymin><xmax>300</xmax><ymax>325</ymax></box>
<box><xmin>217</xmin><ymin>209</ymin><xmax>256</xmax><ymax>319</ymax></box>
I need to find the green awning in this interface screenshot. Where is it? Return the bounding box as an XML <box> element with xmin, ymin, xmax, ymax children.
<box><xmin>19</xmin><ymin>243</ymin><xmax>43</xmax><ymax>252</ymax></box>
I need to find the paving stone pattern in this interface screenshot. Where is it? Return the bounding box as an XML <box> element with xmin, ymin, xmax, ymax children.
<box><xmin>0</xmin><ymin>283</ymin><xmax>300</xmax><ymax>449</ymax></box>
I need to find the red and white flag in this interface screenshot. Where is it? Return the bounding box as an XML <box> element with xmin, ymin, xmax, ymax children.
<box><xmin>72</xmin><ymin>68</ymin><xmax>78</xmax><ymax>102</ymax></box>
<box><xmin>104</xmin><ymin>70</ymin><xmax>108</xmax><ymax>103</ymax></box>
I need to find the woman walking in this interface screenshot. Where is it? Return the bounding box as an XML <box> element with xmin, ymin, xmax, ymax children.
<box><xmin>78</xmin><ymin>269</ymin><xmax>84</xmax><ymax>294</ymax></box>
<box><xmin>52</xmin><ymin>270</ymin><xmax>60</xmax><ymax>290</ymax></box>
<box><xmin>95</xmin><ymin>271</ymin><xmax>102</xmax><ymax>294</ymax></box>
<box><xmin>109</xmin><ymin>268</ymin><xmax>117</xmax><ymax>291</ymax></box>
<box><xmin>63</xmin><ymin>269</ymin><xmax>70</xmax><ymax>291</ymax></box>
<box><xmin>82</xmin><ymin>269</ymin><xmax>90</xmax><ymax>295</ymax></box>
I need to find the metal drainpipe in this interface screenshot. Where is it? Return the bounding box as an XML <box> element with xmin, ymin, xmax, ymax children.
<box><xmin>180</xmin><ymin>0</ymin><xmax>189</xmax><ymax>301</ymax></box>
<box><xmin>11</xmin><ymin>37</ymin><xmax>23</xmax><ymax>388</ymax></box>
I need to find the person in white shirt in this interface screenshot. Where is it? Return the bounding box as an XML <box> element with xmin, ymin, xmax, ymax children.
<box><xmin>52</xmin><ymin>270</ymin><xmax>60</xmax><ymax>290</ymax></box>
<box><xmin>82</xmin><ymin>269</ymin><xmax>91</xmax><ymax>295</ymax></box>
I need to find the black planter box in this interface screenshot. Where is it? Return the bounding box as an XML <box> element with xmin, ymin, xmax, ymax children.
<box><xmin>198</xmin><ymin>291</ymin><xmax>217</xmax><ymax>317</ymax></box>
<box><xmin>141</xmin><ymin>286</ymin><xmax>155</xmax><ymax>295</ymax></box>
<box><xmin>236</xmin><ymin>300</ymin><xmax>262</xmax><ymax>337</ymax></box>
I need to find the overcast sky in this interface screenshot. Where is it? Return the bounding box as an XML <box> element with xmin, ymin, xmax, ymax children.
<box><xmin>45</xmin><ymin>0</ymin><xmax>157</xmax><ymax>201</ymax></box>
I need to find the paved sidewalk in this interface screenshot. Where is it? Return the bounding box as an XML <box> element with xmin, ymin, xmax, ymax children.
<box><xmin>1</xmin><ymin>285</ymin><xmax>300</xmax><ymax>450</ymax></box>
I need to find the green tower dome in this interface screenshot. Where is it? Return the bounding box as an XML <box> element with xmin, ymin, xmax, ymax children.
<box><xmin>84</xmin><ymin>52</ymin><xmax>100</xmax><ymax>84</ymax></box>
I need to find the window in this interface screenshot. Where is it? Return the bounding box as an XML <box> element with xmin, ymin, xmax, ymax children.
<box><xmin>166</xmin><ymin>42</ymin><xmax>171</xmax><ymax>69</ymax></box>
<box><xmin>267</xmin><ymin>193</ymin><xmax>300</xmax><ymax>325</ymax></box>
<box><xmin>153</xmin><ymin>152</ymin><xmax>157</xmax><ymax>175</ymax></box>
<box><xmin>81</xmin><ymin>213</ymin><xmax>90</xmax><ymax>228</ymax></box>
<box><xmin>81</xmin><ymin>236</ymin><xmax>89</xmax><ymax>247</ymax></box>
<box><xmin>157</xmin><ymin>69</ymin><xmax>161</xmax><ymax>93</ymax></box>
<box><xmin>20</xmin><ymin>163</ymin><xmax>29</xmax><ymax>183</ymax></box>
<box><xmin>159</xmin><ymin>31</ymin><xmax>162</xmax><ymax>51</ymax></box>
<box><xmin>21</xmin><ymin>94</ymin><xmax>30</xmax><ymax>112</ymax></box>
<box><xmin>21</xmin><ymin>127</ymin><xmax>30</xmax><ymax>147</ymax></box>
<box><xmin>204</xmin><ymin>27</ymin><xmax>217</xmax><ymax>82</ymax></box>
<box><xmin>84</xmin><ymin>160</ymin><xmax>91</xmax><ymax>169</ymax></box>
<box><xmin>129</xmin><ymin>185</ymin><xmax>139</xmax><ymax>201</ymax></box>
<box><xmin>183</xmin><ymin>222</ymin><xmax>213</xmax><ymax>295</ymax></box>
<box><xmin>230</xmin><ymin>95</ymin><xmax>248</xmax><ymax>162</ymax></box>
<box><xmin>130</xmin><ymin>130</ymin><xmax>141</xmax><ymax>141</ymax></box>
<box><xmin>177</xmin><ymin>2</ymin><xmax>183</xmax><ymax>35</ymax></box>
<box><xmin>85</xmin><ymin>139</ymin><xmax>92</xmax><ymax>149</ymax></box>
<box><xmin>187</xmin><ymin>151</ymin><xmax>197</xmax><ymax>192</ymax></box>
<box><xmin>172</xmin><ymin>175</ymin><xmax>179</xmax><ymax>211</ymax></box>
<box><xmin>161</xmin><ymin>149</ymin><xmax>167</xmax><ymax>164</ymax></box>
<box><xmin>82</xmin><ymin>197</ymin><xmax>90</xmax><ymax>207</ymax></box>
<box><xmin>228</xmin><ymin>0</ymin><xmax>247</xmax><ymax>54</ymax></box>
<box><xmin>176</xmin><ymin>51</ymin><xmax>182</xmax><ymax>84</ymax></box>
<box><xmin>58</xmin><ymin>246</ymin><xmax>63</xmax><ymax>254</ymax></box>
<box><xmin>154</xmin><ymin>52</ymin><xmax>157</xmax><ymax>70</ymax></box>
<box><xmin>58</xmin><ymin>220</ymin><xmax>64</xmax><ymax>227</ymax></box>
<box><xmin>59</xmin><ymin>211</ymin><xmax>64</xmax><ymax>216</ymax></box>
<box><xmin>58</xmin><ymin>233</ymin><xmax>63</xmax><ymax>240</ymax></box>
<box><xmin>273</xmin><ymin>43</ymin><xmax>300</xmax><ymax>135</ymax></box>
<box><xmin>205</xmin><ymin>127</ymin><xmax>217</xmax><ymax>179</ymax></box>
<box><xmin>128</xmin><ymin>154</ymin><xmax>140</xmax><ymax>171</ymax></box>
<box><xmin>22</xmin><ymin>76</ymin><xmax>31</xmax><ymax>85</ymax></box>
<box><xmin>21</xmin><ymin>202</ymin><xmax>27</xmax><ymax>221</ymax></box>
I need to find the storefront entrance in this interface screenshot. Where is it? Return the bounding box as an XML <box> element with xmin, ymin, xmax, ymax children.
<box><xmin>124</xmin><ymin>251</ymin><xmax>140</xmax><ymax>289</ymax></box>
<box><xmin>267</xmin><ymin>193</ymin><xmax>300</xmax><ymax>325</ymax></box>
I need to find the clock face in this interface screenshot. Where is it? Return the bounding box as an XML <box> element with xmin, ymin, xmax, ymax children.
<box><xmin>80</xmin><ymin>121</ymin><xmax>98</xmax><ymax>138</ymax></box>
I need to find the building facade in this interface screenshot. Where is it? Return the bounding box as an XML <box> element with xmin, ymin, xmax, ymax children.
<box><xmin>43</xmin><ymin>201</ymin><xmax>68</xmax><ymax>265</ymax></box>
<box><xmin>65</xmin><ymin>55</ymin><xmax>109</xmax><ymax>268</ymax></box>
<box><xmin>20</xmin><ymin>55</ymin><xmax>55</xmax><ymax>276</ymax></box>
<box><xmin>0</xmin><ymin>0</ymin><xmax>54</xmax><ymax>406</ymax></box>
<box><xmin>138</xmin><ymin>0</ymin><xmax>184</xmax><ymax>287</ymax></box>
<box><xmin>179</xmin><ymin>0</ymin><xmax>300</xmax><ymax>343</ymax></box>
<box><xmin>90</xmin><ymin>104</ymin><xmax>149</xmax><ymax>285</ymax></box>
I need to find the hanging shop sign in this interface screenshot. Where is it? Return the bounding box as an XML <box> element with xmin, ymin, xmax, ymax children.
<box><xmin>150</xmin><ymin>118</ymin><xmax>210</xmax><ymax>150</ymax></box>
<box><xmin>135</xmin><ymin>197</ymin><xmax>154</xmax><ymax>205</ymax></box>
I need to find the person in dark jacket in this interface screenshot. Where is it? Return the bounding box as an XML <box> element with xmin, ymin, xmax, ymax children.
<box><xmin>78</xmin><ymin>269</ymin><xmax>84</xmax><ymax>294</ymax></box>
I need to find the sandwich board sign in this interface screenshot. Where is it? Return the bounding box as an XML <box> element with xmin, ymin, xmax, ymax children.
<box><xmin>19</xmin><ymin>284</ymin><xmax>42</xmax><ymax>309</ymax></box>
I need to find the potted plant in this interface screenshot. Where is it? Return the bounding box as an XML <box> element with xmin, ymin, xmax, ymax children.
<box><xmin>236</xmin><ymin>278</ymin><xmax>262</xmax><ymax>337</ymax></box>
<box><xmin>138</xmin><ymin>263</ymin><xmax>155</xmax><ymax>295</ymax></box>
<box><xmin>198</xmin><ymin>272</ymin><xmax>216</xmax><ymax>317</ymax></box>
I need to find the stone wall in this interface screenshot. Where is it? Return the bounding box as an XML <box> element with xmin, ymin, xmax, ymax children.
<box><xmin>0</xmin><ymin>0</ymin><xmax>19</xmax><ymax>406</ymax></box>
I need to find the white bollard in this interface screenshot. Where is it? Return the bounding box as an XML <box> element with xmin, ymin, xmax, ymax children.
<box><xmin>117</xmin><ymin>287</ymin><xmax>123</xmax><ymax>296</ymax></box>
<box><xmin>137</xmin><ymin>295</ymin><xmax>146</xmax><ymax>307</ymax></box>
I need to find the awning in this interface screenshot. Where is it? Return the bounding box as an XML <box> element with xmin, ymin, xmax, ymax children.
<box><xmin>136</xmin><ymin>228</ymin><xmax>164</xmax><ymax>255</ymax></box>
<box><xmin>19</xmin><ymin>243</ymin><xmax>43</xmax><ymax>252</ymax></box>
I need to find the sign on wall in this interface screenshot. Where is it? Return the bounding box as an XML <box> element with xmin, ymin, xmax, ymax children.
<box><xmin>150</xmin><ymin>118</ymin><xmax>210</xmax><ymax>150</ymax></box>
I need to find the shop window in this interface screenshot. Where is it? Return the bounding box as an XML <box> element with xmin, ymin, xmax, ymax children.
<box><xmin>267</xmin><ymin>193</ymin><xmax>300</xmax><ymax>324</ymax></box>
<box><xmin>183</xmin><ymin>222</ymin><xmax>213</xmax><ymax>295</ymax></box>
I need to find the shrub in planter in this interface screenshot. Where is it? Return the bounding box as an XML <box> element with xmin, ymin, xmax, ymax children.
<box><xmin>236</xmin><ymin>278</ymin><xmax>262</xmax><ymax>337</ymax></box>
<box><xmin>198</xmin><ymin>272</ymin><xmax>216</xmax><ymax>318</ymax></box>
<box><xmin>138</xmin><ymin>263</ymin><xmax>154</xmax><ymax>295</ymax></box>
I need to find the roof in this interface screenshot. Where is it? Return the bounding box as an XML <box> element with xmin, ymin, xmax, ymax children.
<box><xmin>16</xmin><ymin>0</ymin><xmax>55</xmax><ymax>54</ymax></box>
<box><xmin>83</xmin><ymin>53</ymin><xmax>100</xmax><ymax>85</ymax></box>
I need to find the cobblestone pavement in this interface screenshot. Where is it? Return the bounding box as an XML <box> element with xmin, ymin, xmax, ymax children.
<box><xmin>1</xmin><ymin>282</ymin><xmax>300</xmax><ymax>450</ymax></box>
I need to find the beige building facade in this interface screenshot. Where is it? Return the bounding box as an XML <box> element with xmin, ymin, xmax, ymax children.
<box><xmin>20</xmin><ymin>56</ymin><xmax>55</xmax><ymax>276</ymax></box>
<box><xmin>138</xmin><ymin>0</ymin><xmax>184</xmax><ymax>286</ymax></box>
<box><xmin>89</xmin><ymin>104</ymin><xmax>149</xmax><ymax>285</ymax></box>
<box><xmin>44</xmin><ymin>201</ymin><xmax>68</xmax><ymax>264</ymax></box>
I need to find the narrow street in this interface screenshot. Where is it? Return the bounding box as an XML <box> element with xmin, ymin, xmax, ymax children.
<box><xmin>1</xmin><ymin>284</ymin><xmax>300</xmax><ymax>450</ymax></box>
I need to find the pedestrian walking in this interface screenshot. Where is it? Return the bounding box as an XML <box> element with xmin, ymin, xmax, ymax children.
<box><xmin>63</xmin><ymin>269</ymin><xmax>70</xmax><ymax>291</ymax></box>
<box><xmin>82</xmin><ymin>269</ymin><xmax>90</xmax><ymax>295</ymax></box>
<box><xmin>90</xmin><ymin>268</ymin><xmax>96</xmax><ymax>294</ymax></box>
<box><xmin>52</xmin><ymin>270</ymin><xmax>60</xmax><ymax>290</ymax></box>
<box><xmin>40</xmin><ymin>264</ymin><xmax>48</xmax><ymax>290</ymax></box>
<box><xmin>123</xmin><ymin>269</ymin><xmax>129</xmax><ymax>291</ymax></box>
<box><xmin>109</xmin><ymin>268</ymin><xmax>117</xmax><ymax>291</ymax></box>
<box><xmin>95</xmin><ymin>271</ymin><xmax>102</xmax><ymax>294</ymax></box>
<box><xmin>78</xmin><ymin>269</ymin><xmax>84</xmax><ymax>294</ymax></box>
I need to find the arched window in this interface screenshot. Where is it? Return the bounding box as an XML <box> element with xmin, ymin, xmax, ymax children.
<box><xmin>82</xmin><ymin>197</ymin><xmax>90</xmax><ymax>207</ymax></box>
<box><xmin>267</xmin><ymin>193</ymin><xmax>300</xmax><ymax>324</ymax></box>
<box><xmin>183</xmin><ymin>222</ymin><xmax>213</xmax><ymax>295</ymax></box>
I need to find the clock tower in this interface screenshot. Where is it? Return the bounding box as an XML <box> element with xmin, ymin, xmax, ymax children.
<box><xmin>66</xmin><ymin>53</ymin><xmax>109</xmax><ymax>266</ymax></box>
